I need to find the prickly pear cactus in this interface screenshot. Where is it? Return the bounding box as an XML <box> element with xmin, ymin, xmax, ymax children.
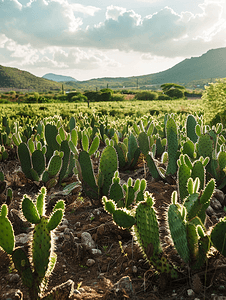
<box><xmin>0</xmin><ymin>204</ymin><xmax>15</xmax><ymax>254</ymax></box>
<box><xmin>98</xmin><ymin>145</ymin><xmax>118</xmax><ymax>196</ymax></box>
<box><xmin>77</xmin><ymin>150</ymin><xmax>98</xmax><ymax>200</ymax></box>
<box><xmin>186</xmin><ymin>114</ymin><xmax>198</xmax><ymax>143</ymax></box>
<box><xmin>211</xmin><ymin>217</ymin><xmax>226</xmax><ymax>257</ymax></box>
<box><xmin>166</xmin><ymin>116</ymin><xmax>178</xmax><ymax>175</ymax></box>
<box><xmin>21</xmin><ymin>187</ymin><xmax>65</xmax><ymax>298</ymax></box>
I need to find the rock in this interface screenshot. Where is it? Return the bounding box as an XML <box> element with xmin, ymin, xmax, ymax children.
<box><xmin>105</xmin><ymin>276</ymin><xmax>136</xmax><ymax>299</ymax></box>
<box><xmin>86</xmin><ymin>259</ymin><xmax>95</xmax><ymax>267</ymax></box>
<box><xmin>81</xmin><ymin>232</ymin><xmax>96</xmax><ymax>250</ymax></box>
<box><xmin>8</xmin><ymin>273</ymin><xmax>20</xmax><ymax>283</ymax></box>
<box><xmin>187</xmin><ymin>289</ymin><xmax>195</xmax><ymax>297</ymax></box>
<box><xmin>210</xmin><ymin>197</ymin><xmax>222</xmax><ymax>210</ymax></box>
<box><xmin>206</xmin><ymin>206</ymin><xmax>215</xmax><ymax>216</ymax></box>
<box><xmin>15</xmin><ymin>233</ymin><xmax>30</xmax><ymax>245</ymax></box>
<box><xmin>214</xmin><ymin>189</ymin><xmax>225</xmax><ymax>206</ymax></box>
<box><xmin>91</xmin><ymin>249</ymin><xmax>102</xmax><ymax>255</ymax></box>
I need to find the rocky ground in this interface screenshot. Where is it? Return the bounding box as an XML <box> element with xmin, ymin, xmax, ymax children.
<box><xmin>0</xmin><ymin>153</ymin><xmax>226</xmax><ymax>300</ymax></box>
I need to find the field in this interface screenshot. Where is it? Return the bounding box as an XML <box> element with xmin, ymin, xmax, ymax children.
<box><xmin>0</xmin><ymin>98</ymin><xmax>226</xmax><ymax>300</ymax></box>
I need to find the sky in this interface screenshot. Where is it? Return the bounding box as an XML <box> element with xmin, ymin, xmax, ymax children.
<box><xmin>0</xmin><ymin>0</ymin><xmax>226</xmax><ymax>81</ymax></box>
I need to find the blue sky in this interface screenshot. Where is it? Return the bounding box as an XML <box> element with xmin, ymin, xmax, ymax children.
<box><xmin>0</xmin><ymin>0</ymin><xmax>226</xmax><ymax>80</ymax></box>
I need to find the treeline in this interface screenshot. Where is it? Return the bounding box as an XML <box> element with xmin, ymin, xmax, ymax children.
<box><xmin>0</xmin><ymin>84</ymin><xmax>203</xmax><ymax>104</ymax></box>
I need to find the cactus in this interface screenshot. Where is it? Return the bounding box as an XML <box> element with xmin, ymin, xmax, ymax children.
<box><xmin>0</xmin><ymin>204</ymin><xmax>15</xmax><ymax>254</ymax></box>
<box><xmin>211</xmin><ymin>217</ymin><xmax>226</xmax><ymax>257</ymax></box>
<box><xmin>0</xmin><ymin>187</ymin><xmax>73</xmax><ymax>299</ymax></box>
<box><xmin>186</xmin><ymin>114</ymin><xmax>198</xmax><ymax>143</ymax></box>
<box><xmin>166</xmin><ymin>116</ymin><xmax>178</xmax><ymax>175</ymax></box>
<box><xmin>103</xmin><ymin>192</ymin><xmax>178</xmax><ymax>278</ymax></box>
<box><xmin>138</xmin><ymin>132</ymin><xmax>162</xmax><ymax>180</ymax></box>
<box><xmin>77</xmin><ymin>150</ymin><xmax>99</xmax><ymax>200</ymax></box>
<box><xmin>98</xmin><ymin>145</ymin><xmax>118</xmax><ymax>196</ymax></box>
<box><xmin>168</xmin><ymin>177</ymin><xmax>215</xmax><ymax>269</ymax></box>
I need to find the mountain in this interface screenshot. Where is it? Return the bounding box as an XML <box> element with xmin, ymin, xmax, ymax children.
<box><xmin>66</xmin><ymin>47</ymin><xmax>226</xmax><ymax>90</ymax></box>
<box><xmin>0</xmin><ymin>65</ymin><xmax>63</xmax><ymax>91</ymax></box>
<box><xmin>42</xmin><ymin>73</ymin><xmax>77</xmax><ymax>82</ymax></box>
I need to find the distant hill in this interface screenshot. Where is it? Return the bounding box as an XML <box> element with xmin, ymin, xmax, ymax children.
<box><xmin>43</xmin><ymin>73</ymin><xmax>77</xmax><ymax>82</ymax></box>
<box><xmin>66</xmin><ymin>47</ymin><xmax>226</xmax><ymax>90</ymax></box>
<box><xmin>0</xmin><ymin>65</ymin><xmax>63</xmax><ymax>91</ymax></box>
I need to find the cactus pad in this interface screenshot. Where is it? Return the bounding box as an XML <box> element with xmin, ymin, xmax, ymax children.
<box><xmin>22</xmin><ymin>196</ymin><xmax>41</xmax><ymax>224</ymax></box>
<box><xmin>32</xmin><ymin>217</ymin><xmax>51</xmax><ymax>278</ymax></box>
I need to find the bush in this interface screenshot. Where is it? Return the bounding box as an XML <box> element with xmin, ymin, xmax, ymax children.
<box><xmin>158</xmin><ymin>94</ymin><xmax>171</xmax><ymax>100</ymax></box>
<box><xmin>70</xmin><ymin>95</ymin><xmax>88</xmax><ymax>102</ymax></box>
<box><xmin>135</xmin><ymin>91</ymin><xmax>158</xmax><ymax>100</ymax></box>
<box><xmin>67</xmin><ymin>91</ymin><xmax>81</xmax><ymax>101</ymax></box>
<box><xmin>166</xmin><ymin>88</ymin><xmax>184</xmax><ymax>99</ymax></box>
<box><xmin>111</xmin><ymin>94</ymin><xmax>125</xmax><ymax>101</ymax></box>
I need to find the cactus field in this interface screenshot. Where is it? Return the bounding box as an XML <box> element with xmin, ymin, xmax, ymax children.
<box><xmin>0</xmin><ymin>104</ymin><xmax>226</xmax><ymax>300</ymax></box>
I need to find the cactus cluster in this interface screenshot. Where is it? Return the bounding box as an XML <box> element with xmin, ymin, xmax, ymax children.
<box><xmin>0</xmin><ymin>187</ymin><xmax>73</xmax><ymax>299</ymax></box>
<box><xmin>14</xmin><ymin>119</ymin><xmax>77</xmax><ymax>188</ymax></box>
<box><xmin>103</xmin><ymin>192</ymin><xmax>178</xmax><ymax>278</ymax></box>
<box><xmin>109</xmin><ymin>171</ymin><xmax>147</xmax><ymax>208</ymax></box>
<box><xmin>77</xmin><ymin>143</ymin><xmax>118</xmax><ymax>201</ymax></box>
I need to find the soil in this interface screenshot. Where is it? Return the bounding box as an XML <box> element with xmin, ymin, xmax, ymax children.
<box><xmin>0</xmin><ymin>152</ymin><xmax>226</xmax><ymax>300</ymax></box>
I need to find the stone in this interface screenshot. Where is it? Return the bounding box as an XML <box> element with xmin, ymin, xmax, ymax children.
<box><xmin>81</xmin><ymin>232</ymin><xmax>96</xmax><ymax>250</ymax></box>
<box><xmin>187</xmin><ymin>289</ymin><xmax>195</xmax><ymax>297</ymax></box>
<box><xmin>8</xmin><ymin>274</ymin><xmax>20</xmax><ymax>283</ymax></box>
<box><xmin>214</xmin><ymin>189</ymin><xmax>225</xmax><ymax>206</ymax></box>
<box><xmin>86</xmin><ymin>259</ymin><xmax>95</xmax><ymax>267</ymax></box>
<box><xmin>91</xmin><ymin>249</ymin><xmax>102</xmax><ymax>255</ymax></box>
<box><xmin>15</xmin><ymin>233</ymin><xmax>30</xmax><ymax>245</ymax></box>
<box><xmin>210</xmin><ymin>197</ymin><xmax>222</xmax><ymax>210</ymax></box>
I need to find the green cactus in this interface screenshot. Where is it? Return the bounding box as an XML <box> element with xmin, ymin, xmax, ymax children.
<box><xmin>18</xmin><ymin>142</ymin><xmax>33</xmax><ymax>180</ymax></box>
<box><xmin>45</xmin><ymin>124</ymin><xmax>60</xmax><ymax>162</ymax></box>
<box><xmin>168</xmin><ymin>177</ymin><xmax>215</xmax><ymax>269</ymax></box>
<box><xmin>103</xmin><ymin>192</ymin><xmax>178</xmax><ymax>278</ymax></box>
<box><xmin>3</xmin><ymin>187</ymin><xmax>68</xmax><ymax>299</ymax></box>
<box><xmin>98</xmin><ymin>145</ymin><xmax>118</xmax><ymax>196</ymax></box>
<box><xmin>77</xmin><ymin>150</ymin><xmax>99</xmax><ymax>200</ymax></box>
<box><xmin>186</xmin><ymin>114</ymin><xmax>198</xmax><ymax>143</ymax></box>
<box><xmin>138</xmin><ymin>132</ymin><xmax>162</xmax><ymax>180</ymax></box>
<box><xmin>211</xmin><ymin>217</ymin><xmax>226</xmax><ymax>257</ymax></box>
<box><xmin>0</xmin><ymin>204</ymin><xmax>15</xmax><ymax>255</ymax></box>
<box><xmin>166</xmin><ymin>116</ymin><xmax>178</xmax><ymax>175</ymax></box>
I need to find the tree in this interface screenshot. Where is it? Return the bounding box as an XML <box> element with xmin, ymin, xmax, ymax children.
<box><xmin>161</xmin><ymin>83</ymin><xmax>185</xmax><ymax>93</ymax></box>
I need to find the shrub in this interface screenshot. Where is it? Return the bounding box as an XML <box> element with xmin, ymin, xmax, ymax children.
<box><xmin>158</xmin><ymin>94</ymin><xmax>171</xmax><ymax>100</ymax></box>
<box><xmin>135</xmin><ymin>91</ymin><xmax>158</xmax><ymax>100</ymax></box>
<box><xmin>70</xmin><ymin>95</ymin><xmax>88</xmax><ymax>102</ymax></box>
<box><xmin>166</xmin><ymin>88</ymin><xmax>184</xmax><ymax>99</ymax></box>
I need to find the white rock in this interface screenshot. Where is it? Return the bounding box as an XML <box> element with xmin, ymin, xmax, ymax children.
<box><xmin>187</xmin><ymin>289</ymin><xmax>195</xmax><ymax>296</ymax></box>
<box><xmin>91</xmin><ymin>249</ymin><xmax>102</xmax><ymax>255</ymax></box>
<box><xmin>81</xmin><ymin>232</ymin><xmax>96</xmax><ymax>250</ymax></box>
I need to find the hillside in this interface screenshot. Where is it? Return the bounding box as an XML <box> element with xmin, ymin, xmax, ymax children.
<box><xmin>42</xmin><ymin>73</ymin><xmax>77</xmax><ymax>82</ymax></box>
<box><xmin>0</xmin><ymin>65</ymin><xmax>63</xmax><ymax>91</ymax></box>
<box><xmin>65</xmin><ymin>47</ymin><xmax>226</xmax><ymax>90</ymax></box>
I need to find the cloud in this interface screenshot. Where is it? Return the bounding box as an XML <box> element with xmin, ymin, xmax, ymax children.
<box><xmin>0</xmin><ymin>36</ymin><xmax>120</xmax><ymax>71</ymax></box>
<box><xmin>0</xmin><ymin>0</ymin><xmax>225</xmax><ymax>61</ymax></box>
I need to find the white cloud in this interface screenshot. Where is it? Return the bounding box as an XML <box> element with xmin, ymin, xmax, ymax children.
<box><xmin>0</xmin><ymin>0</ymin><xmax>226</xmax><ymax>80</ymax></box>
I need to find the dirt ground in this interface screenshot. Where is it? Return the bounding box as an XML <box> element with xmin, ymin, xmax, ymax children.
<box><xmin>0</xmin><ymin>151</ymin><xmax>226</xmax><ymax>300</ymax></box>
